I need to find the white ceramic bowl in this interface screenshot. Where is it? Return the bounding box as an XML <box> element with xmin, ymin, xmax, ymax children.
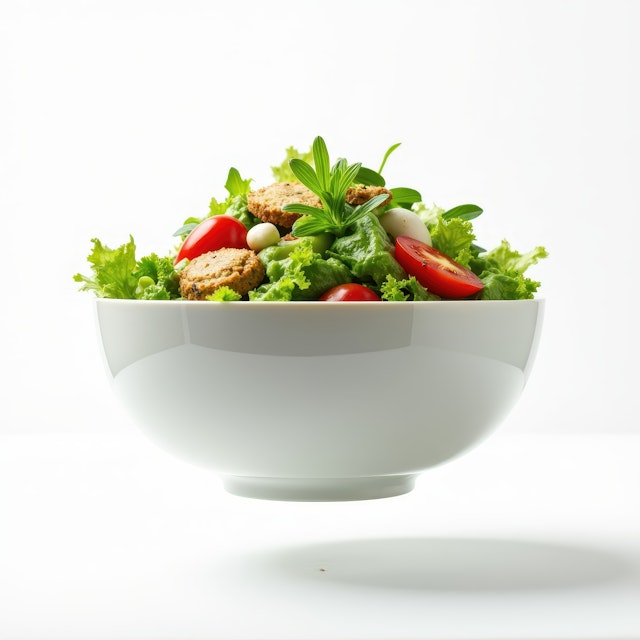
<box><xmin>95</xmin><ymin>299</ymin><xmax>544</xmax><ymax>501</ymax></box>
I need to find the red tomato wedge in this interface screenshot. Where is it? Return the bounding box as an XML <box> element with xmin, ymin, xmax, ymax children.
<box><xmin>175</xmin><ymin>216</ymin><xmax>248</xmax><ymax>264</ymax></box>
<box><xmin>319</xmin><ymin>283</ymin><xmax>381</xmax><ymax>301</ymax></box>
<box><xmin>394</xmin><ymin>236</ymin><xmax>484</xmax><ymax>298</ymax></box>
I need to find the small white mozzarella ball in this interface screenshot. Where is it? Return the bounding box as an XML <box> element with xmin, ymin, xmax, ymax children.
<box><xmin>379</xmin><ymin>208</ymin><xmax>432</xmax><ymax>245</ymax></box>
<box><xmin>247</xmin><ymin>222</ymin><xmax>281</xmax><ymax>252</ymax></box>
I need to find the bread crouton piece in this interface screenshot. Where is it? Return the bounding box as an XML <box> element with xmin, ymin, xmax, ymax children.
<box><xmin>247</xmin><ymin>182</ymin><xmax>321</xmax><ymax>229</ymax></box>
<box><xmin>179</xmin><ymin>248</ymin><xmax>265</xmax><ymax>300</ymax></box>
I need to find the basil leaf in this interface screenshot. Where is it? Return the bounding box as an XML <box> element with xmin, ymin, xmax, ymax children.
<box><xmin>356</xmin><ymin>166</ymin><xmax>386</xmax><ymax>187</ymax></box>
<box><xmin>442</xmin><ymin>204</ymin><xmax>483</xmax><ymax>221</ymax></box>
<box><xmin>389</xmin><ymin>187</ymin><xmax>422</xmax><ymax>206</ymax></box>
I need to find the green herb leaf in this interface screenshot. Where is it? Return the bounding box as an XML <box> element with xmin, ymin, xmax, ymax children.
<box><xmin>281</xmin><ymin>202</ymin><xmax>327</xmax><ymax>218</ymax></box>
<box><xmin>389</xmin><ymin>187</ymin><xmax>422</xmax><ymax>208</ymax></box>
<box><xmin>378</xmin><ymin>143</ymin><xmax>401</xmax><ymax>174</ymax></box>
<box><xmin>289</xmin><ymin>158</ymin><xmax>323</xmax><ymax>193</ymax></box>
<box><xmin>442</xmin><ymin>204</ymin><xmax>483</xmax><ymax>221</ymax></box>
<box><xmin>292</xmin><ymin>214</ymin><xmax>339</xmax><ymax>237</ymax></box>
<box><xmin>356</xmin><ymin>166</ymin><xmax>386</xmax><ymax>187</ymax></box>
<box><xmin>342</xmin><ymin>194</ymin><xmax>390</xmax><ymax>226</ymax></box>
<box><xmin>312</xmin><ymin>136</ymin><xmax>331</xmax><ymax>190</ymax></box>
<box><xmin>284</xmin><ymin>136</ymin><xmax>381</xmax><ymax>237</ymax></box>
<box><xmin>333</xmin><ymin>161</ymin><xmax>362</xmax><ymax>200</ymax></box>
<box><xmin>173</xmin><ymin>222</ymin><xmax>198</xmax><ymax>237</ymax></box>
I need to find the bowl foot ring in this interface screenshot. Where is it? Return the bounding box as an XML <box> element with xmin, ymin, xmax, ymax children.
<box><xmin>221</xmin><ymin>474</ymin><xmax>417</xmax><ymax>502</ymax></box>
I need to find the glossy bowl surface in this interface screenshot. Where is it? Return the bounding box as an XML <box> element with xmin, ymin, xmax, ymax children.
<box><xmin>95</xmin><ymin>299</ymin><xmax>544</xmax><ymax>501</ymax></box>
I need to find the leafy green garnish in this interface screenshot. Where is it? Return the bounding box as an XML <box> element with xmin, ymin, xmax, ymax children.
<box><xmin>355</xmin><ymin>166</ymin><xmax>386</xmax><ymax>187</ymax></box>
<box><xmin>471</xmin><ymin>240</ymin><xmax>548</xmax><ymax>300</ymax></box>
<box><xmin>74</xmin><ymin>238</ymin><xmax>181</xmax><ymax>300</ymax></box>
<box><xmin>282</xmin><ymin>136</ymin><xmax>389</xmax><ymax>237</ymax></box>
<box><xmin>380</xmin><ymin>274</ymin><xmax>440</xmax><ymax>301</ymax></box>
<box><xmin>73</xmin><ymin>237</ymin><xmax>138</xmax><ymax>299</ymax></box>
<box><xmin>271</xmin><ymin>145</ymin><xmax>314</xmax><ymax>182</ymax></box>
<box><xmin>134</xmin><ymin>253</ymin><xmax>181</xmax><ymax>300</ymax></box>
<box><xmin>207</xmin><ymin>286</ymin><xmax>242</xmax><ymax>301</ymax></box>
<box><xmin>478</xmin><ymin>271</ymin><xmax>541</xmax><ymax>300</ymax></box>
<box><xmin>477</xmin><ymin>240</ymin><xmax>548</xmax><ymax>274</ymax></box>
<box><xmin>378</xmin><ymin>142</ymin><xmax>402</xmax><ymax>174</ymax></box>
<box><xmin>430</xmin><ymin>217</ymin><xmax>477</xmax><ymax>267</ymax></box>
<box><xmin>75</xmin><ymin>138</ymin><xmax>548</xmax><ymax>303</ymax></box>
<box><xmin>442</xmin><ymin>204</ymin><xmax>483</xmax><ymax>221</ymax></box>
<box><xmin>349</xmin><ymin>142</ymin><xmax>404</xmax><ymax>188</ymax></box>
<box><xmin>250</xmin><ymin>237</ymin><xmax>351</xmax><ymax>301</ymax></box>
<box><xmin>355</xmin><ymin>144</ymin><xmax>422</xmax><ymax>208</ymax></box>
<box><xmin>225</xmin><ymin>167</ymin><xmax>252</xmax><ymax>197</ymax></box>
<box><xmin>329</xmin><ymin>213</ymin><xmax>406</xmax><ymax>287</ymax></box>
<box><xmin>389</xmin><ymin>187</ymin><xmax>422</xmax><ymax>209</ymax></box>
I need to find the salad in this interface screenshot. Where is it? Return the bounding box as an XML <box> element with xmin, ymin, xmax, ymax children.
<box><xmin>74</xmin><ymin>137</ymin><xmax>547</xmax><ymax>302</ymax></box>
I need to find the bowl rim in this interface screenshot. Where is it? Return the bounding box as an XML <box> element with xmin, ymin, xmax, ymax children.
<box><xmin>93</xmin><ymin>297</ymin><xmax>545</xmax><ymax>308</ymax></box>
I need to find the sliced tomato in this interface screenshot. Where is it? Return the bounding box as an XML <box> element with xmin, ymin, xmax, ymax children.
<box><xmin>175</xmin><ymin>216</ymin><xmax>248</xmax><ymax>263</ymax></box>
<box><xmin>319</xmin><ymin>283</ymin><xmax>381</xmax><ymax>301</ymax></box>
<box><xmin>394</xmin><ymin>236</ymin><xmax>484</xmax><ymax>298</ymax></box>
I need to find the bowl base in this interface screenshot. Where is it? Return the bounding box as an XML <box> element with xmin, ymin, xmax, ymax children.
<box><xmin>221</xmin><ymin>474</ymin><xmax>417</xmax><ymax>502</ymax></box>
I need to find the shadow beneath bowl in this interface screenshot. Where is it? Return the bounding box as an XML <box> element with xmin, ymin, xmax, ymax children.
<box><xmin>229</xmin><ymin>536</ymin><xmax>636</xmax><ymax>593</ymax></box>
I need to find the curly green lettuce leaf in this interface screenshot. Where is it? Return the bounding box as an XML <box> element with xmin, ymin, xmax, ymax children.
<box><xmin>250</xmin><ymin>238</ymin><xmax>351</xmax><ymax>301</ymax></box>
<box><xmin>471</xmin><ymin>240</ymin><xmax>548</xmax><ymax>300</ymax></box>
<box><xmin>328</xmin><ymin>213</ymin><xmax>406</xmax><ymax>286</ymax></box>
<box><xmin>225</xmin><ymin>167</ymin><xmax>252</xmax><ymax>197</ymax></box>
<box><xmin>134</xmin><ymin>253</ymin><xmax>181</xmax><ymax>300</ymax></box>
<box><xmin>380</xmin><ymin>274</ymin><xmax>440</xmax><ymax>301</ymax></box>
<box><xmin>478</xmin><ymin>271</ymin><xmax>541</xmax><ymax>300</ymax></box>
<box><xmin>477</xmin><ymin>240</ymin><xmax>548</xmax><ymax>274</ymax></box>
<box><xmin>74</xmin><ymin>238</ymin><xmax>182</xmax><ymax>300</ymax></box>
<box><xmin>73</xmin><ymin>236</ymin><xmax>138</xmax><ymax>299</ymax></box>
<box><xmin>207</xmin><ymin>286</ymin><xmax>242</xmax><ymax>301</ymax></box>
<box><xmin>429</xmin><ymin>216</ymin><xmax>476</xmax><ymax>268</ymax></box>
<box><xmin>271</xmin><ymin>145</ymin><xmax>313</xmax><ymax>182</ymax></box>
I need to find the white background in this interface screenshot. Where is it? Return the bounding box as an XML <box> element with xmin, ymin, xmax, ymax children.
<box><xmin>1</xmin><ymin>0</ymin><xmax>638</xmax><ymax>436</ymax></box>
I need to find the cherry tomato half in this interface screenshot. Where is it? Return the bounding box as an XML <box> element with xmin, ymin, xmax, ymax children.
<box><xmin>319</xmin><ymin>284</ymin><xmax>381</xmax><ymax>301</ymax></box>
<box><xmin>175</xmin><ymin>216</ymin><xmax>248</xmax><ymax>263</ymax></box>
<box><xmin>394</xmin><ymin>236</ymin><xmax>484</xmax><ymax>298</ymax></box>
